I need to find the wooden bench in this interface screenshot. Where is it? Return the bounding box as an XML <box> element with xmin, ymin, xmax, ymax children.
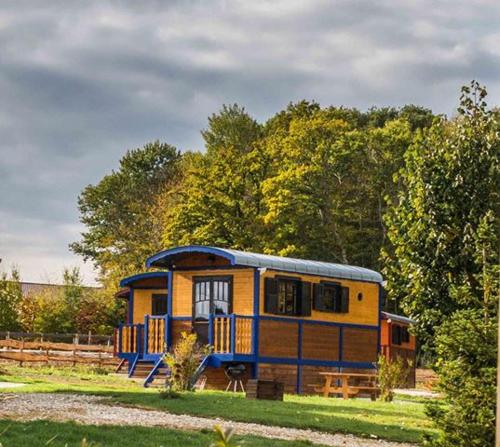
<box><xmin>315</xmin><ymin>372</ymin><xmax>380</xmax><ymax>400</ymax></box>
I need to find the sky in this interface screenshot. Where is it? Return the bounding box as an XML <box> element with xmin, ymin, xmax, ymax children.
<box><xmin>0</xmin><ymin>0</ymin><xmax>499</xmax><ymax>286</ymax></box>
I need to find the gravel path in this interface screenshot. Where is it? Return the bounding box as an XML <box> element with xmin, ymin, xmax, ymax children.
<box><xmin>0</xmin><ymin>393</ymin><xmax>417</xmax><ymax>447</ymax></box>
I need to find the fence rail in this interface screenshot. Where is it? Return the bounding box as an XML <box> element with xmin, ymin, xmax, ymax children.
<box><xmin>0</xmin><ymin>331</ymin><xmax>113</xmax><ymax>346</ymax></box>
<box><xmin>0</xmin><ymin>337</ymin><xmax>117</xmax><ymax>367</ymax></box>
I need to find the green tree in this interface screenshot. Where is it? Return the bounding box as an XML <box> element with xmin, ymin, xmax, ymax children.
<box><xmin>31</xmin><ymin>286</ymin><xmax>70</xmax><ymax>334</ymax></box>
<box><xmin>383</xmin><ymin>82</ymin><xmax>499</xmax><ymax>446</ymax></box>
<box><xmin>71</xmin><ymin>141</ymin><xmax>181</xmax><ymax>286</ymax></box>
<box><xmin>0</xmin><ymin>267</ymin><xmax>22</xmax><ymax>331</ymax></box>
<box><xmin>162</xmin><ymin>105</ymin><xmax>267</xmax><ymax>250</ymax></box>
<box><xmin>259</xmin><ymin>106</ymin><xmax>418</xmax><ymax>268</ymax></box>
<box><xmin>382</xmin><ymin>81</ymin><xmax>499</xmax><ymax>350</ymax></box>
<box><xmin>426</xmin><ymin>210</ymin><xmax>498</xmax><ymax>447</ymax></box>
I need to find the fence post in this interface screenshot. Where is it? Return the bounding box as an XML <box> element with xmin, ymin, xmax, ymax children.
<box><xmin>88</xmin><ymin>331</ymin><xmax>91</xmax><ymax>345</ymax></box>
<box><xmin>19</xmin><ymin>339</ymin><xmax>24</xmax><ymax>367</ymax></box>
<box><xmin>6</xmin><ymin>331</ymin><xmax>10</xmax><ymax>340</ymax></box>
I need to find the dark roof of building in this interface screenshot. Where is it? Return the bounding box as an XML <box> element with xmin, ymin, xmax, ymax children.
<box><xmin>6</xmin><ymin>281</ymin><xmax>100</xmax><ymax>297</ymax></box>
<box><xmin>146</xmin><ymin>245</ymin><xmax>383</xmax><ymax>283</ymax></box>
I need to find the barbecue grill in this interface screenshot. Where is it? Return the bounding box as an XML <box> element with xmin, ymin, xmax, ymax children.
<box><xmin>224</xmin><ymin>363</ymin><xmax>246</xmax><ymax>392</ymax></box>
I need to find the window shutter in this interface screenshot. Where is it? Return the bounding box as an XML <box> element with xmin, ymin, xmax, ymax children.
<box><xmin>313</xmin><ymin>283</ymin><xmax>324</xmax><ymax>310</ymax></box>
<box><xmin>392</xmin><ymin>325</ymin><xmax>402</xmax><ymax>345</ymax></box>
<box><xmin>299</xmin><ymin>282</ymin><xmax>312</xmax><ymax>316</ymax></box>
<box><xmin>264</xmin><ymin>277</ymin><xmax>279</xmax><ymax>314</ymax></box>
<box><xmin>402</xmin><ymin>326</ymin><xmax>410</xmax><ymax>343</ymax></box>
<box><xmin>340</xmin><ymin>287</ymin><xmax>349</xmax><ymax>313</ymax></box>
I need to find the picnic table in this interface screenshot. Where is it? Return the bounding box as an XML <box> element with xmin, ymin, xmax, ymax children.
<box><xmin>317</xmin><ymin>372</ymin><xmax>379</xmax><ymax>400</ymax></box>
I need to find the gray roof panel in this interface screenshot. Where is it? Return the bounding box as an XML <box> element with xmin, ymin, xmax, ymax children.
<box><xmin>146</xmin><ymin>245</ymin><xmax>383</xmax><ymax>283</ymax></box>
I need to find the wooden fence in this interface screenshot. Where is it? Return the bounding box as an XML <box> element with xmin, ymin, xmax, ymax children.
<box><xmin>0</xmin><ymin>338</ymin><xmax>118</xmax><ymax>367</ymax></box>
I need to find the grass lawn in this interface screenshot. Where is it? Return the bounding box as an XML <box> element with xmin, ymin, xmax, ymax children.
<box><xmin>0</xmin><ymin>420</ymin><xmax>314</xmax><ymax>447</ymax></box>
<box><xmin>0</xmin><ymin>364</ymin><xmax>439</xmax><ymax>444</ymax></box>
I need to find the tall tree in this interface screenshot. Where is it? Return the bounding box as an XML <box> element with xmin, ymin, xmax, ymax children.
<box><xmin>259</xmin><ymin>105</ymin><xmax>419</xmax><ymax>268</ymax></box>
<box><xmin>162</xmin><ymin>105</ymin><xmax>267</xmax><ymax>250</ymax></box>
<box><xmin>382</xmin><ymin>81</ymin><xmax>499</xmax><ymax>350</ymax></box>
<box><xmin>71</xmin><ymin>141</ymin><xmax>181</xmax><ymax>285</ymax></box>
<box><xmin>383</xmin><ymin>81</ymin><xmax>499</xmax><ymax>446</ymax></box>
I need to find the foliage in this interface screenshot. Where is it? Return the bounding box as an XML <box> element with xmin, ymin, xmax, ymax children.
<box><xmin>383</xmin><ymin>82</ymin><xmax>499</xmax><ymax>446</ymax></box>
<box><xmin>210</xmin><ymin>425</ymin><xmax>239</xmax><ymax>447</ymax></box>
<box><xmin>164</xmin><ymin>331</ymin><xmax>210</xmax><ymax>391</ymax></box>
<box><xmin>425</xmin><ymin>309</ymin><xmax>497</xmax><ymax>447</ymax></box>
<box><xmin>71</xmin><ymin>141</ymin><xmax>181</xmax><ymax>290</ymax></box>
<box><xmin>161</xmin><ymin>102</ymin><xmax>432</xmax><ymax>270</ymax></box>
<box><xmin>0</xmin><ymin>267</ymin><xmax>22</xmax><ymax>331</ymax></box>
<box><xmin>376</xmin><ymin>355</ymin><xmax>411</xmax><ymax>402</ymax></box>
<box><xmin>162</xmin><ymin>105</ymin><xmax>266</xmax><ymax>250</ymax></box>
<box><xmin>383</xmin><ymin>81</ymin><xmax>499</xmax><ymax>350</ymax></box>
<box><xmin>16</xmin><ymin>268</ymin><xmax>120</xmax><ymax>335</ymax></box>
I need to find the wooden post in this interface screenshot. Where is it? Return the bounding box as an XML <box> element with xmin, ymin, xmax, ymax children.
<box><xmin>323</xmin><ymin>375</ymin><xmax>332</xmax><ymax>398</ymax></box>
<box><xmin>88</xmin><ymin>331</ymin><xmax>91</xmax><ymax>345</ymax></box>
<box><xmin>19</xmin><ymin>339</ymin><xmax>24</xmax><ymax>367</ymax></box>
<box><xmin>342</xmin><ymin>376</ymin><xmax>349</xmax><ymax>400</ymax></box>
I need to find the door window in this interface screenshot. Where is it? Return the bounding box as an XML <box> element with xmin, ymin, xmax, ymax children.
<box><xmin>193</xmin><ymin>276</ymin><xmax>232</xmax><ymax>321</ymax></box>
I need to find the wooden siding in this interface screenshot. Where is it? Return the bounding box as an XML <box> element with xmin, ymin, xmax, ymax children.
<box><xmin>259</xmin><ymin>270</ymin><xmax>379</xmax><ymax>326</ymax></box>
<box><xmin>132</xmin><ymin>289</ymin><xmax>167</xmax><ymax>324</ymax></box>
<box><xmin>302</xmin><ymin>323</ymin><xmax>339</xmax><ymax>361</ymax></box>
<box><xmin>258</xmin><ymin>363</ymin><xmax>297</xmax><ymax>394</ymax></box>
<box><xmin>259</xmin><ymin>319</ymin><xmax>298</xmax><ymax>358</ymax></box>
<box><xmin>172</xmin><ymin>268</ymin><xmax>255</xmax><ymax>317</ymax></box>
<box><xmin>173</xmin><ymin>253</ymin><xmax>231</xmax><ymax>268</ymax></box>
<box><xmin>342</xmin><ymin>327</ymin><xmax>378</xmax><ymax>362</ymax></box>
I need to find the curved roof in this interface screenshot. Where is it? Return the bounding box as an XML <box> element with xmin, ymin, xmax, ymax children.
<box><xmin>146</xmin><ymin>245</ymin><xmax>383</xmax><ymax>283</ymax></box>
<box><xmin>119</xmin><ymin>271</ymin><xmax>168</xmax><ymax>287</ymax></box>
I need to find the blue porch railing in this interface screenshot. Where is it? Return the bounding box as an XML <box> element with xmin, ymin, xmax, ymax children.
<box><xmin>209</xmin><ymin>314</ymin><xmax>254</xmax><ymax>355</ymax></box>
<box><xmin>117</xmin><ymin>323</ymin><xmax>144</xmax><ymax>355</ymax></box>
<box><xmin>116</xmin><ymin>314</ymin><xmax>254</xmax><ymax>358</ymax></box>
<box><xmin>143</xmin><ymin>315</ymin><xmax>168</xmax><ymax>356</ymax></box>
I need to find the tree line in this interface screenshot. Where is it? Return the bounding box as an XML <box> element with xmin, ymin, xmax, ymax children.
<box><xmin>71</xmin><ymin>102</ymin><xmax>435</xmax><ymax>294</ymax></box>
<box><xmin>0</xmin><ymin>267</ymin><xmax>124</xmax><ymax>335</ymax></box>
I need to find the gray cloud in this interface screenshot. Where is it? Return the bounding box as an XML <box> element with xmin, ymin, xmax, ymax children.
<box><xmin>0</xmin><ymin>0</ymin><xmax>499</xmax><ymax>284</ymax></box>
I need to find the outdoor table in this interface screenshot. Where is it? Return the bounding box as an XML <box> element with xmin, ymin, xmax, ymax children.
<box><xmin>318</xmin><ymin>372</ymin><xmax>379</xmax><ymax>400</ymax></box>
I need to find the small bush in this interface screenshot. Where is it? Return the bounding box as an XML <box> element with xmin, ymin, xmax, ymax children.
<box><xmin>210</xmin><ymin>425</ymin><xmax>239</xmax><ymax>447</ymax></box>
<box><xmin>377</xmin><ymin>355</ymin><xmax>411</xmax><ymax>402</ymax></box>
<box><xmin>164</xmin><ymin>331</ymin><xmax>210</xmax><ymax>391</ymax></box>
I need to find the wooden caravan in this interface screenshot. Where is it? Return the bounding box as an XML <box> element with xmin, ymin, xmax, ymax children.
<box><xmin>380</xmin><ymin>311</ymin><xmax>416</xmax><ymax>387</ymax></box>
<box><xmin>115</xmin><ymin>245</ymin><xmax>393</xmax><ymax>392</ymax></box>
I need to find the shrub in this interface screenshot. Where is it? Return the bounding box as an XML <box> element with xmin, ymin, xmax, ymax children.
<box><xmin>377</xmin><ymin>355</ymin><xmax>411</xmax><ymax>402</ymax></box>
<box><xmin>424</xmin><ymin>309</ymin><xmax>496</xmax><ymax>447</ymax></box>
<box><xmin>164</xmin><ymin>331</ymin><xmax>210</xmax><ymax>391</ymax></box>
